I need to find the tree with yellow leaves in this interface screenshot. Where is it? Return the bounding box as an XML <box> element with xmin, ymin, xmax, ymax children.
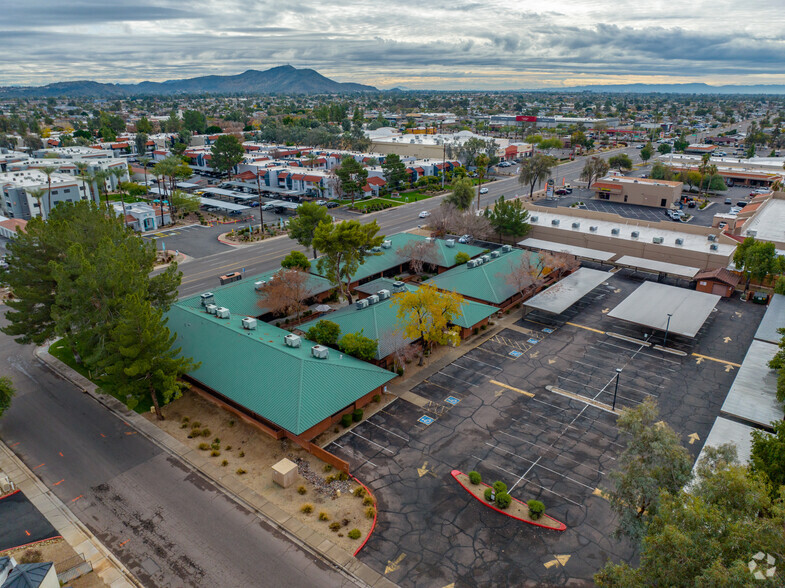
<box><xmin>393</xmin><ymin>284</ymin><xmax>464</xmax><ymax>365</ymax></box>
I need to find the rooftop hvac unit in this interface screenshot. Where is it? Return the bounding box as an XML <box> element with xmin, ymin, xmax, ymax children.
<box><xmin>481</xmin><ymin>254</ymin><xmax>491</xmax><ymax>263</ymax></box>
<box><xmin>675</xmin><ymin>238</ymin><xmax>684</xmax><ymax>245</ymax></box>
<box><xmin>311</xmin><ymin>345</ymin><xmax>330</xmax><ymax>359</ymax></box>
<box><xmin>572</xmin><ymin>222</ymin><xmax>581</xmax><ymax>229</ymax></box>
<box><xmin>611</xmin><ymin>228</ymin><xmax>620</xmax><ymax>235</ymax></box>
<box><xmin>241</xmin><ymin>317</ymin><xmax>257</xmax><ymax>330</ymax></box>
<box><xmin>631</xmin><ymin>231</ymin><xmax>639</xmax><ymax>238</ymax></box>
<box><xmin>707</xmin><ymin>234</ymin><xmax>717</xmax><ymax>241</ymax></box>
<box><xmin>215</xmin><ymin>307</ymin><xmax>230</xmax><ymax>319</ymax></box>
<box><xmin>589</xmin><ymin>225</ymin><xmax>598</xmax><ymax>232</ymax></box>
<box><xmin>710</xmin><ymin>243</ymin><xmax>719</xmax><ymax>251</ymax></box>
<box><xmin>467</xmin><ymin>259</ymin><xmax>479</xmax><ymax>268</ymax></box>
<box><xmin>284</xmin><ymin>333</ymin><xmax>301</xmax><ymax>348</ymax></box>
<box><xmin>501</xmin><ymin>244</ymin><xmax>512</xmax><ymax>253</ymax></box>
<box><xmin>425</xmin><ymin>237</ymin><xmax>434</xmax><ymax>243</ymax></box>
<box><xmin>200</xmin><ymin>292</ymin><xmax>214</xmax><ymax>306</ymax></box>
<box><xmin>356</xmin><ymin>298</ymin><xmax>369</xmax><ymax>309</ymax></box>
<box><xmin>490</xmin><ymin>250</ymin><xmax>501</xmax><ymax>258</ymax></box>
<box><xmin>367</xmin><ymin>294</ymin><xmax>380</xmax><ymax>305</ymax></box>
<box><xmin>254</xmin><ymin>280</ymin><xmax>266</xmax><ymax>290</ymax></box>
<box><xmin>392</xmin><ymin>280</ymin><xmax>406</xmax><ymax>292</ymax></box>
<box><xmin>445</xmin><ymin>239</ymin><xmax>455</xmax><ymax>248</ymax></box>
<box><xmin>377</xmin><ymin>289</ymin><xmax>391</xmax><ymax>300</ymax></box>
<box><xmin>530</xmin><ymin>216</ymin><xmax>538</xmax><ymax>223</ymax></box>
<box><xmin>381</xmin><ymin>239</ymin><xmax>392</xmax><ymax>249</ymax></box>
<box><xmin>652</xmin><ymin>236</ymin><xmax>664</xmax><ymax>244</ymax></box>
<box><xmin>551</xmin><ymin>219</ymin><xmax>560</xmax><ymax>226</ymax></box>
<box><xmin>746</xmin><ymin>230</ymin><xmax>757</xmax><ymax>237</ymax></box>
<box><xmin>205</xmin><ymin>304</ymin><xmax>218</xmax><ymax>315</ymax></box>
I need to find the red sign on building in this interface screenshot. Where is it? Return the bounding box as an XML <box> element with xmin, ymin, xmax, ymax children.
<box><xmin>515</xmin><ymin>116</ymin><xmax>538</xmax><ymax>122</ymax></box>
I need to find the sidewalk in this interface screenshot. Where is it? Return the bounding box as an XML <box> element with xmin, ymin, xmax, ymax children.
<box><xmin>33</xmin><ymin>346</ymin><xmax>397</xmax><ymax>588</ymax></box>
<box><xmin>0</xmin><ymin>442</ymin><xmax>138</xmax><ymax>588</ymax></box>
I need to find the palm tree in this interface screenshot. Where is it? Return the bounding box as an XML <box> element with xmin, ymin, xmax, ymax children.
<box><xmin>475</xmin><ymin>154</ymin><xmax>490</xmax><ymax>211</ymax></box>
<box><xmin>111</xmin><ymin>167</ymin><xmax>128</xmax><ymax>219</ymax></box>
<box><xmin>39</xmin><ymin>165</ymin><xmax>57</xmax><ymax>217</ymax></box>
<box><xmin>92</xmin><ymin>169</ymin><xmax>110</xmax><ymax>210</ymax></box>
<box><xmin>698</xmin><ymin>153</ymin><xmax>712</xmax><ymax>200</ymax></box>
<box><xmin>138</xmin><ymin>156</ymin><xmax>151</xmax><ymax>198</ymax></box>
<box><xmin>75</xmin><ymin>162</ymin><xmax>91</xmax><ymax>202</ymax></box>
<box><xmin>28</xmin><ymin>188</ymin><xmax>46</xmax><ymax>219</ymax></box>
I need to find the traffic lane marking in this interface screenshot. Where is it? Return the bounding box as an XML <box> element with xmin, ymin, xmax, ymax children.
<box><xmin>565</xmin><ymin>322</ymin><xmax>606</xmax><ymax>334</ymax></box>
<box><xmin>691</xmin><ymin>352</ymin><xmax>741</xmax><ymax>367</ymax></box>
<box><xmin>489</xmin><ymin>380</ymin><xmax>534</xmax><ymax>397</ymax></box>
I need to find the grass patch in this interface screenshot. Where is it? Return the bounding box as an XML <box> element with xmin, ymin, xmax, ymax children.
<box><xmin>351</xmin><ymin>198</ymin><xmax>403</xmax><ymax>212</ymax></box>
<box><xmin>48</xmin><ymin>338</ymin><xmax>153</xmax><ymax>414</ymax></box>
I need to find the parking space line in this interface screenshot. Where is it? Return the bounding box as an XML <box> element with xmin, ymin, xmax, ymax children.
<box><xmin>473</xmin><ymin>456</ymin><xmax>583</xmax><ymax>507</ymax></box>
<box><xmin>471</xmin><ymin>346</ymin><xmax>510</xmax><ymax>361</ymax></box>
<box><xmin>487</xmin><ymin>443</ymin><xmax>598</xmax><ymax>491</ymax></box>
<box><xmin>454</xmin><ymin>356</ymin><xmax>503</xmax><ymax>371</ymax></box>
<box><xmin>434</xmin><ymin>370</ymin><xmax>479</xmax><ymax>387</ymax></box>
<box><xmin>572</xmin><ymin>360</ymin><xmax>668</xmax><ymax>387</ymax></box>
<box><xmin>365</xmin><ymin>419</ymin><xmax>410</xmax><ymax>442</ymax></box>
<box><xmin>499</xmin><ymin>431</ymin><xmax>614</xmax><ymax>471</ymax></box>
<box><xmin>349</xmin><ymin>430</ymin><xmax>396</xmax><ymax>454</ymax></box>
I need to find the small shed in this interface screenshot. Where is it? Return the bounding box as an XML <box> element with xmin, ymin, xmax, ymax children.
<box><xmin>694</xmin><ymin>268</ymin><xmax>740</xmax><ymax>298</ymax></box>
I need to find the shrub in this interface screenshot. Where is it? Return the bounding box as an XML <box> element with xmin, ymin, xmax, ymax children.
<box><xmin>353</xmin><ymin>487</ymin><xmax>366</xmax><ymax>498</ymax></box>
<box><xmin>493</xmin><ymin>481</ymin><xmax>507</xmax><ymax>494</ymax></box>
<box><xmin>191</xmin><ymin>421</ymin><xmax>201</xmax><ymax>429</ymax></box>
<box><xmin>363</xmin><ymin>495</ymin><xmax>375</xmax><ymax>506</ymax></box>
<box><xmin>180</xmin><ymin>423</ymin><xmax>189</xmax><ymax>429</ymax></box>
<box><xmin>373</xmin><ymin>394</ymin><xmax>381</xmax><ymax>403</ymax></box>
<box><xmin>342</xmin><ymin>518</ymin><xmax>350</xmax><ymax>526</ymax></box>
<box><xmin>213</xmin><ymin>438</ymin><xmax>220</xmax><ymax>444</ymax></box>
<box><xmin>211</xmin><ymin>441</ymin><xmax>220</xmax><ymax>450</ymax></box>
<box><xmin>236</xmin><ymin>468</ymin><xmax>246</xmax><ymax>475</ymax></box>
<box><xmin>366</xmin><ymin>506</ymin><xmax>376</xmax><ymax>519</ymax></box>
<box><xmin>225</xmin><ymin>445</ymin><xmax>232</xmax><ymax>450</ymax></box>
<box><xmin>188</xmin><ymin>429</ymin><xmax>201</xmax><ymax>438</ymax></box>
<box><xmin>198</xmin><ymin>443</ymin><xmax>210</xmax><ymax>451</ymax></box>
<box><xmin>325</xmin><ymin>475</ymin><xmax>336</xmax><ymax>483</ymax></box>
<box><xmin>228</xmin><ymin>419</ymin><xmax>235</xmax><ymax>427</ymax></box>
<box><xmin>329</xmin><ymin>522</ymin><xmax>341</xmax><ymax>532</ymax></box>
<box><xmin>347</xmin><ymin>529</ymin><xmax>362</xmax><ymax>540</ymax></box>
<box><xmin>468</xmin><ymin>471</ymin><xmax>482</xmax><ymax>485</ymax></box>
<box><xmin>182</xmin><ymin>416</ymin><xmax>190</xmax><ymax>423</ymax></box>
<box><xmin>396</xmin><ymin>367</ymin><xmax>404</xmax><ymax>376</ymax></box>
<box><xmin>484</xmin><ymin>487</ymin><xmax>494</xmax><ymax>502</ymax></box>
<box><xmin>301</xmin><ymin>504</ymin><xmax>313</xmax><ymax>514</ymax></box>
<box><xmin>323</xmin><ymin>464</ymin><xmax>333</xmax><ymax>472</ymax></box>
<box><xmin>238</xmin><ymin>450</ymin><xmax>245</xmax><ymax>458</ymax></box>
<box><xmin>352</xmin><ymin>409</ymin><xmax>363</xmax><ymax>422</ymax></box>
<box><xmin>211</xmin><ymin>450</ymin><xmax>220</xmax><ymax>457</ymax></box>
<box><xmin>201</xmin><ymin>428</ymin><xmax>211</xmax><ymax>438</ymax></box>
<box><xmin>221</xmin><ymin>460</ymin><xmax>228</xmax><ymax>466</ymax></box>
<box><xmin>473</xmin><ymin>327</ymin><xmax>479</xmax><ymax>335</ymax></box>
<box><xmin>338</xmin><ymin>472</ymin><xmax>348</xmax><ymax>481</ymax></box>
<box><xmin>527</xmin><ymin>499</ymin><xmax>545</xmax><ymax>519</ymax></box>
<box><xmin>341</xmin><ymin>413</ymin><xmax>353</xmax><ymax>428</ymax></box>
<box><xmin>297</xmin><ymin>486</ymin><xmax>307</xmax><ymax>495</ymax></box>
<box><xmin>318</xmin><ymin>512</ymin><xmax>330</xmax><ymax>521</ymax></box>
<box><xmin>20</xmin><ymin>550</ymin><xmax>42</xmax><ymax>564</ymax></box>
<box><xmin>495</xmin><ymin>492</ymin><xmax>512</xmax><ymax>509</ymax></box>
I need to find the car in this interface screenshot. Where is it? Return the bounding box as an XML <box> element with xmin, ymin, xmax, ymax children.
<box><xmin>458</xmin><ymin>234</ymin><xmax>472</xmax><ymax>244</ymax></box>
<box><xmin>737</xmin><ymin>201</ymin><xmax>748</xmax><ymax>207</ymax></box>
<box><xmin>750</xmin><ymin>188</ymin><xmax>769</xmax><ymax>197</ymax></box>
<box><xmin>687</xmin><ymin>201</ymin><xmax>696</xmax><ymax>208</ymax></box>
<box><xmin>249</xmin><ymin>201</ymin><xmax>259</xmax><ymax>207</ymax></box>
<box><xmin>554</xmin><ymin>188</ymin><xmax>569</xmax><ymax>195</ymax></box>
<box><xmin>479</xmin><ymin>187</ymin><xmax>489</xmax><ymax>194</ymax></box>
<box><xmin>725</xmin><ymin>198</ymin><xmax>733</xmax><ymax>205</ymax></box>
<box><xmin>325</xmin><ymin>201</ymin><xmax>339</xmax><ymax>209</ymax></box>
<box><xmin>718</xmin><ymin>222</ymin><xmax>728</xmax><ymax>229</ymax></box>
<box><xmin>419</xmin><ymin>210</ymin><xmax>431</xmax><ymax>218</ymax></box>
<box><xmin>261</xmin><ymin>203</ymin><xmax>276</xmax><ymax>211</ymax></box>
<box><xmin>729</xmin><ymin>206</ymin><xmax>742</xmax><ymax>214</ymax></box>
<box><xmin>315</xmin><ymin>200</ymin><xmax>327</xmax><ymax>206</ymax></box>
<box><xmin>635</xmin><ymin>144</ymin><xmax>644</xmax><ymax>149</ymax></box>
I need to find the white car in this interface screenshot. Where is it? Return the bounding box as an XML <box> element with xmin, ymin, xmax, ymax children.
<box><xmin>419</xmin><ymin>211</ymin><xmax>431</xmax><ymax>218</ymax></box>
<box><xmin>315</xmin><ymin>200</ymin><xmax>327</xmax><ymax>206</ymax></box>
<box><xmin>479</xmin><ymin>187</ymin><xmax>489</xmax><ymax>194</ymax></box>
<box><xmin>458</xmin><ymin>234</ymin><xmax>472</xmax><ymax>244</ymax></box>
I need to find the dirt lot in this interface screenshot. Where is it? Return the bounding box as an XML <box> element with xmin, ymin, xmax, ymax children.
<box><xmin>148</xmin><ymin>388</ymin><xmax>391</xmax><ymax>552</ymax></box>
<box><xmin>2</xmin><ymin>538</ymin><xmax>105</xmax><ymax>587</ymax></box>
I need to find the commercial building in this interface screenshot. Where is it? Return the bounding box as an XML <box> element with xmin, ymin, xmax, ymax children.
<box><xmin>659</xmin><ymin>154</ymin><xmax>785</xmax><ymax>187</ymax></box>
<box><xmin>488</xmin><ymin>115</ymin><xmax>619</xmax><ymax>129</ymax></box>
<box><xmin>592</xmin><ymin>176</ymin><xmax>683</xmax><ymax>208</ymax></box>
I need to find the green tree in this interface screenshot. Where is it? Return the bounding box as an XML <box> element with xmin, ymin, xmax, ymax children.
<box><xmin>136</xmin><ymin>116</ymin><xmax>153</xmax><ymax>134</ymax></box>
<box><xmin>650</xmin><ymin>161</ymin><xmax>674</xmax><ymax>181</ymax></box>
<box><xmin>281</xmin><ymin>250</ymin><xmax>311</xmax><ymax>271</ymax></box>
<box><xmin>335</xmin><ymin>156</ymin><xmax>368</xmax><ymax>206</ymax></box>
<box><xmin>288</xmin><ymin>201</ymin><xmax>331</xmax><ymax>258</ymax></box>
<box><xmin>537</xmin><ymin>137</ymin><xmax>563</xmax><ymax>150</ymax></box>
<box><xmin>338</xmin><ymin>330</ymin><xmax>378</xmax><ymax>361</ymax></box>
<box><xmin>210</xmin><ymin>134</ymin><xmax>244</xmax><ymax>176</ymax></box>
<box><xmin>608</xmin><ymin>153</ymin><xmax>633</xmax><ymax>173</ymax></box>
<box><xmin>751</xmin><ymin>419</ymin><xmax>785</xmax><ymax>492</ymax></box>
<box><xmin>774</xmin><ymin>275</ymin><xmax>785</xmax><ymax>296</ymax></box>
<box><xmin>182</xmin><ymin>110</ymin><xmax>207</xmax><ymax>134</ymax></box>
<box><xmin>518</xmin><ymin>153</ymin><xmax>556</xmax><ymax>197</ymax></box>
<box><xmin>134</xmin><ymin>132</ymin><xmax>148</xmax><ymax>158</ymax></box>
<box><xmin>579</xmin><ymin>156</ymin><xmax>610</xmax><ymax>188</ymax></box>
<box><xmin>306</xmin><ymin>320</ymin><xmax>341</xmax><ymax>346</ymax></box>
<box><xmin>484</xmin><ymin>196</ymin><xmax>530</xmax><ymax>242</ymax></box>
<box><xmin>733</xmin><ymin>237</ymin><xmax>784</xmax><ymax>292</ymax></box>
<box><xmin>100</xmin><ymin>294</ymin><xmax>198</xmax><ymax>419</ymax></box>
<box><xmin>639</xmin><ymin>142</ymin><xmax>654</xmax><ymax>162</ymax></box>
<box><xmin>673</xmin><ymin>136</ymin><xmax>689</xmax><ymax>152</ymax></box>
<box><xmin>657</xmin><ymin>143</ymin><xmax>672</xmax><ymax>155</ymax></box>
<box><xmin>455</xmin><ymin>251</ymin><xmax>470</xmax><ymax>265</ymax></box>
<box><xmin>170</xmin><ymin>190</ymin><xmax>200</xmax><ymax>215</ymax></box>
<box><xmin>606</xmin><ymin>398</ymin><xmax>693</xmax><ymax>543</ymax></box>
<box><xmin>39</xmin><ymin>165</ymin><xmax>58</xmax><ymax>218</ymax></box>
<box><xmin>444</xmin><ymin>177</ymin><xmax>474</xmax><ymax>210</ymax></box>
<box><xmin>0</xmin><ymin>376</ymin><xmax>14</xmax><ymax>418</ymax></box>
<box><xmin>313</xmin><ymin>220</ymin><xmax>384</xmax><ymax>304</ymax></box>
<box><xmin>381</xmin><ymin>153</ymin><xmax>408</xmax><ymax>191</ymax></box>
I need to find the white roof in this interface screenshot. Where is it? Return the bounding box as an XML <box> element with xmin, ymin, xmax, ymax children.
<box><xmin>524</xmin><ymin>268</ymin><xmax>611</xmax><ymax>315</ymax></box>
<box><xmin>199</xmin><ymin>197</ymin><xmax>250</xmax><ymax>211</ymax></box>
<box><xmin>721</xmin><ymin>340</ymin><xmax>783</xmax><ymax>428</ymax></box>
<box><xmin>742</xmin><ymin>198</ymin><xmax>785</xmax><ymax>243</ymax></box>
<box><xmin>614</xmin><ymin>255</ymin><xmax>700</xmax><ymax>279</ymax></box>
<box><xmin>754</xmin><ymin>294</ymin><xmax>785</xmax><ymax>344</ymax></box>
<box><xmin>518</xmin><ymin>238</ymin><xmax>616</xmax><ymax>261</ymax></box>
<box><xmin>696</xmin><ymin>417</ymin><xmax>756</xmax><ymax>466</ymax></box>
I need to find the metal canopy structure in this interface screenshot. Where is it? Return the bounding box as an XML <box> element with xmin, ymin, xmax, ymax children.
<box><xmin>524</xmin><ymin>268</ymin><xmax>610</xmax><ymax>315</ymax></box>
<box><xmin>696</xmin><ymin>417</ymin><xmax>756</xmax><ymax>466</ymax></box>
<box><xmin>265</xmin><ymin>199</ymin><xmax>300</xmax><ymax>210</ymax></box>
<box><xmin>607</xmin><ymin>281</ymin><xmax>720</xmax><ymax>338</ymax></box>
<box><xmin>199</xmin><ymin>197</ymin><xmax>250</xmax><ymax>211</ymax></box>
<box><xmin>754</xmin><ymin>293</ymin><xmax>785</xmax><ymax>344</ymax></box>
<box><xmin>614</xmin><ymin>255</ymin><xmax>700</xmax><ymax>280</ymax></box>
<box><xmin>721</xmin><ymin>340</ymin><xmax>782</xmax><ymax>428</ymax></box>
<box><xmin>518</xmin><ymin>238</ymin><xmax>616</xmax><ymax>262</ymax></box>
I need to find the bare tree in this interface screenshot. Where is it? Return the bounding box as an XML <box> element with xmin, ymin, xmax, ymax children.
<box><xmin>396</xmin><ymin>240</ymin><xmax>439</xmax><ymax>275</ymax></box>
<box><xmin>383</xmin><ymin>329</ymin><xmax>420</xmax><ymax>373</ymax></box>
<box><xmin>504</xmin><ymin>251</ymin><xmax>576</xmax><ymax>301</ymax></box>
<box><xmin>256</xmin><ymin>269</ymin><xmax>310</xmax><ymax>319</ymax></box>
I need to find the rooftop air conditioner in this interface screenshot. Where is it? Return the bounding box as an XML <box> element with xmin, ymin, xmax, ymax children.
<box><xmin>707</xmin><ymin>234</ymin><xmax>717</xmax><ymax>241</ymax></box>
<box><xmin>284</xmin><ymin>333</ymin><xmax>301</xmax><ymax>348</ymax></box>
<box><xmin>200</xmin><ymin>292</ymin><xmax>214</xmax><ymax>306</ymax></box>
<box><xmin>392</xmin><ymin>280</ymin><xmax>406</xmax><ymax>292</ymax></box>
<box><xmin>502</xmin><ymin>244</ymin><xmax>512</xmax><ymax>253</ymax></box>
<box><xmin>425</xmin><ymin>237</ymin><xmax>434</xmax><ymax>243</ymax></box>
<box><xmin>572</xmin><ymin>222</ymin><xmax>580</xmax><ymax>229</ymax></box>
<box><xmin>254</xmin><ymin>280</ymin><xmax>266</xmax><ymax>290</ymax></box>
<box><xmin>490</xmin><ymin>250</ymin><xmax>500</xmax><ymax>258</ymax></box>
<box><xmin>356</xmin><ymin>298</ymin><xmax>369</xmax><ymax>309</ymax></box>
<box><xmin>311</xmin><ymin>345</ymin><xmax>329</xmax><ymax>359</ymax></box>
<box><xmin>377</xmin><ymin>289</ymin><xmax>391</xmax><ymax>300</ymax></box>
<box><xmin>481</xmin><ymin>255</ymin><xmax>491</xmax><ymax>263</ymax></box>
<box><xmin>241</xmin><ymin>317</ymin><xmax>257</xmax><ymax>330</ymax></box>
<box><xmin>367</xmin><ymin>294</ymin><xmax>380</xmax><ymax>305</ymax></box>
<box><xmin>746</xmin><ymin>230</ymin><xmax>757</xmax><ymax>237</ymax></box>
<box><xmin>466</xmin><ymin>259</ymin><xmax>479</xmax><ymax>268</ymax></box>
<box><xmin>381</xmin><ymin>239</ymin><xmax>392</xmax><ymax>249</ymax></box>
<box><xmin>631</xmin><ymin>231</ymin><xmax>639</xmax><ymax>238</ymax></box>
<box><xmin>652</xmin><ymin>236</ymin><xmax>664</xmax><ymax>244</ymax></box>
<box><xmin>710</xmin><ymin>243</ymin><xmax>719</xmax><ymax>251</ymax></box>
<box><xmin>611</xmin><ymin>228</ymin><xmax>620</xmax><ymax>235</ymax></box>
<box><xmin>530</xmin><ymin>216</ymin><xmax>538</xmax><ymax>223</ymax></box>
<box><xmin>675</xmin><ymin>238</ymin><xmax>684</xmax><ymax>245</ymax></box>
<box><xmin>445</xmin><ymin>239</ymin><xmax>455</xmax><ymax>248</ymax></box>
<box><xmin>215</xmin><ymin>307</ymin><xmax>230</xmax><ymax>319</ymax></box>
<box><xmin>589</xmin><ymin>225</ymin><xmax>598</xmax><ymax>232</ymax></box>
<box><xmin>205</xmin><ymin>304</ymin><xmax>218</xmax><ymax>315</ymax></box>
<box><xmin>551</xmin><ymin>219</ymin><xmax>560</xmax><ymax>226</ymax></box>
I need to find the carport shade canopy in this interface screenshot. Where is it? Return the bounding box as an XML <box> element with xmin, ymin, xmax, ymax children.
<box><xmin>614</xmin><ymin>255</ymin><xmax>700</xmax><ymax>280</ymax></box>
<box><xmin>518</xmin><ymin>238</ymin><xmax>616</xmax><ymax>262</ymax></box>
<box><xmin>524</xmin><ymin>268</ymin><xmax>610</xmax><ymax>314</ymax></box>
<box><xmin>607</xmin><ymin>281</ymin><xmax>720</xmax><ymax>338</ymax></box>
<box><xmin>199</xmin><ymin>197</ymin><xmax>251</xmax><ymax>211</ymax></box>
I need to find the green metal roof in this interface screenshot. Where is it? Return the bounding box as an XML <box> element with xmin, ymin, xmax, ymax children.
<box><xmin>424</xmin><ymin>248</ymin><xmax>540</xmax><ymax>304</ymax></box>
<box><xmin>167</xmin><ymin>304</ymin><xmax>395</xmax><ymax>435</ymax></box>
<box><xmin>179</xmin><ymin>269</ymin><xmax>334</xmax><ymax>317</ymax></box>
<box><xmin>298</xmin><ymin>281</ymin><xmax>496</xmax><ymax>360</ymax></box>
<box><xmin>311</xmin><ymin>233</ymin><xmax>486</xmax><ymax>284</ymax></box>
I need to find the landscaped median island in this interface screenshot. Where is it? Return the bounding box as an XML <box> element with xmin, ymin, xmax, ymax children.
<box><xmin>451</xmin><ymin>470</ymin><xmax>566</xmax><ymax>531</ymax></box>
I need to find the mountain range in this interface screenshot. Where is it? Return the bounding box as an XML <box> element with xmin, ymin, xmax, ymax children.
<box><xmin>530</xmin><ymin>82</ymin><xmax>785</xmax><ymax>95</ymax></box>
<box><xmin>0</xmin><ymin>66</ymin><xmax>378</xmax><ymax>97</ymax></box>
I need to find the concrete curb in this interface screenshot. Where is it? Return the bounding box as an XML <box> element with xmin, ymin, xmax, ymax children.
<box><xmin>33</xmin><ymin>346</ymin><xmax>397</xmax><ymax>588</ymax></box>
<box><xmin>0</xmin><ymin>442</ymin><xmax>139</xmax><ymax>588</ymax></box>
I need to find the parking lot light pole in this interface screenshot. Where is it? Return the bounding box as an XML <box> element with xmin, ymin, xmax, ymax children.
<box><xmin>612</xmin><ymin>368</ymin><xmax>622</xmax><ymax>411</ymax></box>
<box><xmin>663</xmin><ymin>313</ymin><xmax>673</xmax><ymax>346</ymax></box>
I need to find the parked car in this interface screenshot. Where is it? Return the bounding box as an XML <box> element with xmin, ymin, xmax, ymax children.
<box><xmin>249</xmin><ymin>201</ymin><xmax>259</xmax><ymax>207</ymax></box>
<box><xmin>750</xmin><ymin>188</ymin><xmax>769</xmax><ymax>196</ymax></box>
<box><xmin>737</xmin><ymin>201</ymin><xmax>748</xmax><ymax>207</ymax></box>
<box><xmin>458</xmin><ymin>234</ymin><xmax>472</xmax><ymax>244</ymax></box>
<box><xmin>315</xmin><ymin>200</ymin><xmax>327</xmax><ymax>206</ymax></box>
<box><xmin>419</xmin><ymin>210</ymin><xmax>431</xmax><ymax>218</ymax></box>
<box><xmin>687</xmin><ymin>200</ymin><xmax>696</xmax><ymax>208</ymax></box>
<box><xmin>554</xmin><ymin>188</ymin><xmax>569</xmax><ymax>195</ymax></box>
<box><xmin>479</xmin><ymin>187</ymin><xmax>489</xmax><ymax>194</ymax></box>
<box><xmin>325</xmin><ymin>201</ymin><xmax>339</xmax><ymax>209</ymax></box>
<box><xmin>729</xmin><ymin>206</ymin><xmax>742</xmax><ymax>214</ymax></box>
<box><xmin>725</xmin><ymin>198</ymin><xmax>733</xmax><ymax>205</ymax></box>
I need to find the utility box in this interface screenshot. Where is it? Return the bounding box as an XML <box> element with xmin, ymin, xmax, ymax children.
<box><xmin>271</xmin><ymin>458</ymin><xmax>298</xmax><ymax>488</ymax></box>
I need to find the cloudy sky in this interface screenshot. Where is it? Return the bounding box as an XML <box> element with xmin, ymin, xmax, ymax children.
<box><xmin>2</xmin><ymin>0</ymin><xmax>784</xmax><ymax>89</ymax></box>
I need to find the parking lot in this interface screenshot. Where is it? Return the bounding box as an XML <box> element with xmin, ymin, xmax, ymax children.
<box><xmin>326</xmin><ymin>270</ymin><xmax>765</xmax><ymax>586</ymax></box>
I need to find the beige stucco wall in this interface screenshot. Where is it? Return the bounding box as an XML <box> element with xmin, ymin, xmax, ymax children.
<box><xmin>594</xmin><ymin>181</ymin><xmax>682</xmax><ymax>208</ymax></box>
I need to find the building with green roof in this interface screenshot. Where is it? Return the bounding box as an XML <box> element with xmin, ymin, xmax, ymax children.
<box><xmin>167</xmin><ymin>302</ymin><xmax>395</xmax><ymax>439</ymax></box>
<box><xmin>297</xmin><ymin>278</ymin><xmax>497</xmax><ymax>369</ymax></box>
<box><xmin>424</xmin><ymin>247</ymin><xmax>542</xmax><ymax>308</ymax></box>
<box><xmin>311</xmin><ymin>232</ymin><xmax>486</xmax><ymax>288</ymax></box>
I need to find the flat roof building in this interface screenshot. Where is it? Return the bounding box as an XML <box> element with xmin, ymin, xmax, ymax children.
<box><xmin>593</xmin><ymin>175</ymin><xmax>683</xmax><ymax>208</ymax></box>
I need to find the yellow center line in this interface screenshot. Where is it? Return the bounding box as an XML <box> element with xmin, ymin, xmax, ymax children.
<box><xmin>565</xmin><ymin>322</ymin><xmax>606</xmax><ymax>335</ymax></box>
<box><xmin>691</xmin><ymin>353</ymin><xmax>741</xmax><ymax>368</ymax></box>
<box><xmin>489</xmin><ymin>380</ymin><xmax>534</xmax><ymax>397</ymax></box>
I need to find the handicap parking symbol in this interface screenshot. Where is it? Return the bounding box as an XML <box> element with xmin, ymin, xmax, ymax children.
<box><xmin>527</xmin><ymin>338</ymin><xmax>540</xmax><ymax>344</ymax></box>
<box><xmin>445</xmin><ymin>396</ymin><xmax>460</xmax><ymax>405</ymax></box>
<box><xmin>542</xmin><ymin>328</ymin><xmax>554</xmax><ymax>334</ymax></box>
<box><xmin>418</xmin><ymin>415</ymin><xmax>435</xmax><ymax>425</ymax></box>
<box><xmin>509</xmin><ymin>350</ymin><xmax>523</xmax><ymax>358</ymax></box>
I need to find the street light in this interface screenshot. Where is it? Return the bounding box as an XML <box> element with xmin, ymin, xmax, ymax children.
<box><xmin>612</xmin><ymin>368</ymin><xmax>622</xmax><ymax>411</ymax></box>
<box><xmin>663</xmin><ymin>313</ymin><xmax>673</xmax><ymax>346</ymax></box>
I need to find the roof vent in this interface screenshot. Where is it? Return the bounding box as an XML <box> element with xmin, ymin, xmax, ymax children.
<box><xmin>589</xmin><ymin>225</ymin><xmax>598</xmax><ymax>232</ymax></box>
<box><xmin>572</xmin><ymin>222</ymin><xmax>580</xmax><ymax>229</ymax></box>
<box><xmin>367</xmin><ymin>294</ymin><xmax>380</xmax><ymax>305</ymax></box>
<box><xmin>707</xmin><ymin>234</ymin><xmax>717</xmax><ymax>241</ymax></box>
<box><xmin>551</xmin><ymin>219</ymin><xmax>560</xmax><ymax>226</ymax></box>
<box><xmin>205</xmin><ymin>304</ymin><xmax>218</xmax><ymax>315</ymax></box>
<box><xmin>652</xmin><ymin>236</ymin><xmax>664</xmax><ymax>244</ymax></box>
<box><xmin>710</xmin><ymin>243</ymin><xmax>719</xmax><ymax>251</ymax></box>
<box><xmin>284</xmin><ymin>333</ymin><xmax>301</xmax><ymax>348</ymax></box>
<box><xmin>392</xmin><ymin>280</ymin><xmax>406</xmax><ymax>292</ymax></box>
<box><xmin>445</xmin><ymin>238</ymin><xmax>455</xmax><ymax>248</ymax></box>
<box><xmin>200</xmin><ymin>292</ymin><xmax>214</xmax><ymax>306</ymax></box>
<box><xmin>746</xmin><ymin>229</ymin><xmax>757</xmax><ymax>237</ymax></box>
<box><xmin>501</xmin><ymin>244</ymin><xmax>512</xmax><ymax>253</ymax></box>
<box><xmin>611</xmin><ymin>228</ymin><xmax>620</xmax><ymax>235</ymax></box>
<box><xmin>356</xmin><ymin>298</ymin><xmax>369</xmax><ymax>309</ymax></box>
<box><xmin>675</xmin><ymin>238</ymin><xmax>684</xmax><ymax>245</ymax></box>
<box><xmin>241</xmin><ymin>317</ymin><xmax>257</xmax><ymax>330</ymax></box>
<box><xmin>530</xmin><ymin>216</ymin><xmax>538</xmax><ymax>223</ymax></box>
<box><xmin>631</xmin><ymin>231</ymin><xmax>639</xmax><ymax>238</ymax></box>
<box><xmin>467</xmin><ymin>259</ymin><xmax>479</xmax><ymax>268</ymax></box>
<box><xmin>311</xmin><ymin>345</ymin><xmax>330</xmax><ymax>359</ymax></box>
<box><xmin>254</xmin><ymin>280</ymin><xmax>266</xmax><ymax>290</ymax></box>
<box><xmin>215</xmin><ymin>307</ymin><xmax>230</xmax><ymax>319</ymax></box>
<box><xmin>377</xmin><ymin>289</ymin><xmax>391</xmax><ymax>300</ymax></box>
<box><xmin>481</xmin><ymin>254</ymin><xmax>491</xmax><ymax>263</ymax></box>
<box><xmin>381</xmin><ymin>239</ymin><xmax>392</xmax><ymax>249</ymax></box>
<box><xmin>490</xmin><ymin>250</ymin><xmax>500</xmax><ymax>258</ymax></box>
